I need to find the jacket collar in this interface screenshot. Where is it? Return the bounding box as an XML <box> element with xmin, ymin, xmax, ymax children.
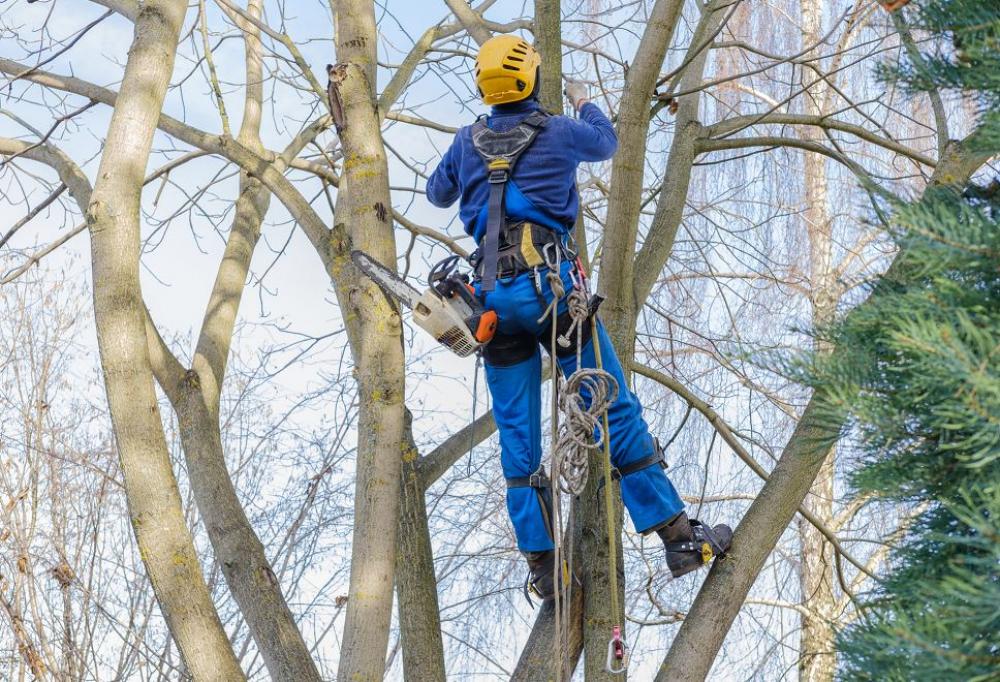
<box><xmin>490</xmin><ymin>98</ymin><xmax>541</xmax><ymax>118</ymax></box>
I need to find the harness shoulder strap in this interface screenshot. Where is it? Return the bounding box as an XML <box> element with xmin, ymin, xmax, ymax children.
<box><xmin>470</xmin><ymin>111</ymin><xmax>550</xmax><ymax>292</ymax></box>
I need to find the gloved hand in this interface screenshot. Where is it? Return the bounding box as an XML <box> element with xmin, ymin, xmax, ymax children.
<box><xmin>564</xmin><ymin>81</ymin><xmax>589</xmax><ymax>112</ymax></box>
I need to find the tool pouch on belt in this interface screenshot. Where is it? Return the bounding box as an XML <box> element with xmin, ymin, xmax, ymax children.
<box><xmin>470</xmin><ymin>110</ymin><xmax>550</xmax><ymax>291</ymax></box>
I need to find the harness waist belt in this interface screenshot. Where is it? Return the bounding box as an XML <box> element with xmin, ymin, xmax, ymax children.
<box><xmin>471</xmin><ymin>222</ymin><xmax>573</xmax><ymax>281</ymax></box>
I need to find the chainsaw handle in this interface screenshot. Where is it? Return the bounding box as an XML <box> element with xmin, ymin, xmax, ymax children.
<box><xmin>428</xmin><ymin>255</ymin><xmax>462</xmax><ymax>287</ymax></box>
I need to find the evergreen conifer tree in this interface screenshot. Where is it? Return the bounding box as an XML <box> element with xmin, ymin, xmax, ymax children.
<box><xmin>806</xmin><ymin>1</ymin><xmax>1000</xmax><ymax>679</ymax></box>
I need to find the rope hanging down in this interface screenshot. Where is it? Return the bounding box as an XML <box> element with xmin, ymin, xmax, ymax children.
<box><xmin>538</xmin><ymin>252</ymin><xmax>628</xmax><ymax>675</ymax></box>
<box><xmin>539</xmin><ymin>271</ymin><xmax>619</xmax><ymax>497</ymax></box>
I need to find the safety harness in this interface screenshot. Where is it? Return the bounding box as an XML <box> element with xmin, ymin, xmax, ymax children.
<box><xmin>470</xmin><ymin>109</ymin><xmax>554</xmax><ymax>291</ymax></box>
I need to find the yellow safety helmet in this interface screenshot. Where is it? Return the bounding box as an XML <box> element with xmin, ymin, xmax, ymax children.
<box><xmin>474</xmin><ymin>36</ymin><xmax>541</xmax><ymax>106</ymax></box>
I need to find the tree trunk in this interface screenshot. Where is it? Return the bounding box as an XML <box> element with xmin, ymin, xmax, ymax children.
<box><xmin>172</xmin><ymin>397</ymin><xmax>321</xmax><ymax>681</ymax></box>
<box><xmin>632</xmin><ymin>1</ymin><xmax>726</xmax><ymax>306</ymax></box>
<box><xmin>598</xmin><ymin>0</ymin><xmax>685</xmax><ymax>361</ymax></box>
<box><xmin>331</xmin><ymin>3</ymin><xmax>407</xmax><ymax>680</ymax></box>
<box><xmin>396</xmin><ymin>418</ymin><xmax>447</xmax><ymax>682</ymax></box>
<box><xmin>579</xmin><ymin>3</ymin><xmax>684</xmax><ymax>675</ymax></box>
<box><xmin>85</xmin><ymin>1</ymin><xmax>244</xmax><ymax>679</ymax></box>
<box><xmin>511</xmin><ymin>520</ymin><xmax>585</xmax><ymax>682</ymax></box>
<box><xmin>534</xmin><ymin>0</ymin><xmax>563</xmax><ymax>114</ymax></box>
<box><xmin>797</xmin><ymin>2</ymin><xmax>839</xmax><ymax>677</ymax></box>
<box><xmin>579</xmin><ymin>452</ymin><xmax>626</xmax><ymax>681</ymax></box>
<box><xmin>142</xmin><ymin>3</ymin><xmax>323</xmax><ymax>675</ymax></box>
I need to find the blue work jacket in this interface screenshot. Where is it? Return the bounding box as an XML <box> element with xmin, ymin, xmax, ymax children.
<box><xmin>426</xmin><ymin>99</ymin><xmax>618</xmax><ymax>240</ymax></box>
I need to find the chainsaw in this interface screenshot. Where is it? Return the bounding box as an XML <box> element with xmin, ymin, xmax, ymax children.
<box><xmin>351</xmin><ymin>251</ymin><xmax>498</xmax><ymax>357</ymax></box>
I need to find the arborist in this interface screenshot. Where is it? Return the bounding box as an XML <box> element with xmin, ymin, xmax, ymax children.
<box><xmin>426</xmin><ymin>35</ymin><xmax>732</xmax><ymax>600</ymax></box>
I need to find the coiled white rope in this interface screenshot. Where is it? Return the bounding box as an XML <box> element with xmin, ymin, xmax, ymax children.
<box><xmin>551</xmin><ymin>287</ymin><xmax>619</xmax><ymax>496</ymax></box>
<box><xmin>555</xmin><ymin>365</ymin><xmax>618</xmax><ymax>496</ymax></box>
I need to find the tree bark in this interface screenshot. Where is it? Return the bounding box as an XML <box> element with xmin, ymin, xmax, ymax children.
<box><xmin>444</xmin><ymin>0</ymin><xmax>491</xmax><ymax>46</ymax></box>
<box><xmin>396</xmin><ymin>421</ymin><xmax>447</xmax><ymax>682</ymax></box>
<box><xmin>331</xmin><ymin>3</ymin><xmax>407</xmax><ymax>680</ymax></box>
<box><xmin>655</xmin><ymin>405</ymin><xmax>834</xmax><ymax>682</ymax></box>
<box><xmin>588</xmin><ymin>2</ymin><xmax>683</xmax><ymax>677</ymax></box>
<box><xmin>511</xmin><ymin>519</ymin><xmax>585</xmax><ymax>682</ymax></box>
<box><xmin>394</xmin><ymin>409</ymin><xmax>501</xmax><ymax>680</ymax></box>
<box><xmin>84</xmin><ymin>1</ymin><xmax>245</xmax><ymax>679</ymax></box>
<box><xmin>632</xmin><ymin>1</ymin><xmax>727</xmax><ymax>307</ymax></box>
<box><xmin>598</xmin><ymin>0</ymin><xmax>685</xmax><ymax>362</ymax></box>
<box><xmin>534</xmin><ymin>0</ymin><xmax>563</xmax><ymax>113</ymax></box>
<box><xmin>579</xmin><ymin>451</ymin><xmax>625</xmax><ymax>681</ymax></box>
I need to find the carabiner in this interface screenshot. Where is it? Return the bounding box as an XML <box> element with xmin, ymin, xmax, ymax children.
<box><xmin>604</xmin><ymin>625</ymin><xmax>629</xmax><ymax>674</ymax></box>
<box><xmin>541</xmin><ymin>240</ymin><xmax>562</xmax><ymax>272</ymax></box>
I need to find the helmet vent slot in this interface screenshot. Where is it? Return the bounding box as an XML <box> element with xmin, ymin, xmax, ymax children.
<box><xmin>503</xmin><ymin>64</ymin><xmax>519</xmax><ymax>71</ymax></box>
<box><xmin>507</xmin><ymin>56</ymin><xmax>524</xmax><ymax>62</ymax></box>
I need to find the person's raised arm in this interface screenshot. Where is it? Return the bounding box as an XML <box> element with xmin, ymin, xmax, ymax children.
<box><xmin>563</xmin><ymin>80</ymin><xmax>618</xmax><ymax>162</ymax></box>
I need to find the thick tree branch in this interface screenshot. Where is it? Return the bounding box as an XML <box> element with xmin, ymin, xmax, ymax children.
<box><xmin>631</xmin><ymin>1</ymin><xmax>726</xmax><ymax>362</ymax></box>
<box><xmin>0</xmin><ymin>138</ymin><xmax>93</xmax><ymax>210</ymax></box>
<box><xmin>632</xmin><ymin>363</ymin><xmax>875</xmax><ymax>581</ymax></box>
<box><xmin>443</xmin><ymin>0</ymin><xmax>493</xmax><ymax>45</ymax></box>
<box><xmin>88</xmin><ymin>0</ymin><xmax>138</xmax><ymax>20</ymax></box>
<box><xmin>417</xmin><ymin>410</ymin><xmax>498</xmax><ymax>488</ymax></box>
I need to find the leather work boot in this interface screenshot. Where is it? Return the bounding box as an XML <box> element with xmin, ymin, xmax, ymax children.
<box><xmin>656</xmin><ymin>512</ymin><xmax>733</xmax><ymax>579</ymax></box>
<box><xmin>522</xmin><ymin>550</ymin><xmax>557</xmax><ymax>601</ymax></box>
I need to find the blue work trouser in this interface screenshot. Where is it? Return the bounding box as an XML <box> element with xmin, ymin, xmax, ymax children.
<box><xmin>478</xmin><ymin>260</ymin><xmax>685</xmax><ymax>552</ymax></box>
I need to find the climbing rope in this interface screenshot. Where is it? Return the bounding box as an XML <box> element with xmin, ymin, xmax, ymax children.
<box><xmin>593</xmin><ymin>312</ymin><xmax>629</xmax><ymax>673</ymax></box>
<box><xmin>554</xmin><ymin>341</ymin><xmax>617</xmax><ymax>494</ymax></box>
<box><xmin>539</xmin><ymin>251</ymin><xmax>629</xmax><ymax>674</ymax></box>
<box><xmin>539</xmin><ymin>262</ymin><xmax>570</xmax><ymax>678</ymax></box>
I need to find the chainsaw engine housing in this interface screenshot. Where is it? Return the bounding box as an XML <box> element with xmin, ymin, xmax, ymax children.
<box><xmin>413</xmin><ymin>289</ymin><xmax>482</xmax><ymax>357</ymax></box>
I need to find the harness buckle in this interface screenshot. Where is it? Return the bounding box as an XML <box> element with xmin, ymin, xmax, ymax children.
<box><xmin>488</xmin><ymin>168</ymin><xmax>509</xmax><ymax>184</ymax></box>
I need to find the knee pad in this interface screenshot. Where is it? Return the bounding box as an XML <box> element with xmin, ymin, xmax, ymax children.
<box><xmin>540</xmin><ymin>308</ymin><xmax>594</xmax><ymax>358</ymax></box>
<box><xmin>483</xmin><ymin>328</ymin><xmax>536</xmax><ymax>367</ymax></box>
